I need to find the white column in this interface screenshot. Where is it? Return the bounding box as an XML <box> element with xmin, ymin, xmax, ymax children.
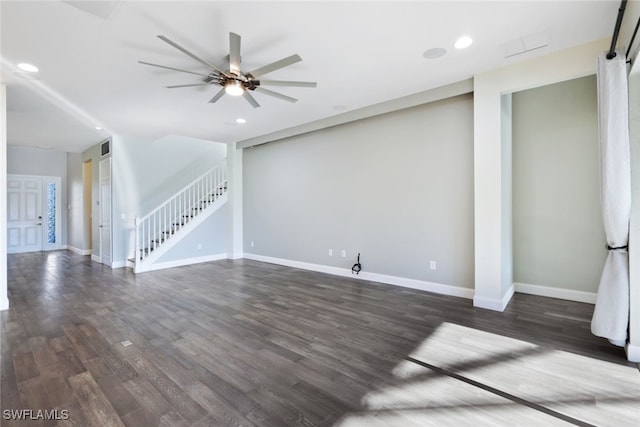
<box><xmin>473</xmin><ymin>82</ymin><xmax>513</xmax><ymax>311</ymax></box>
<box><xmin>472</xmin><ymin>39</ymin><xmax>607</xmax><ymax>312</ymax></box>
<box><xmin>226</xmin><ymin>142</ymin><xmax>243</xmax><ymax>259</ymax></box>
<box><xmin>627</xmin><ymin>66</ymin><xmax>640</xmax><ymax>362</ymax></box>
<box><xmin>0</xmin><ymin>84</ymin><xmax>8</xmax><ymax>311</ymax></box>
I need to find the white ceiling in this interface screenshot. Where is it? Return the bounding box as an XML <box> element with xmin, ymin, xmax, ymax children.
<box><xmin>0</xmin><ymin>1</ymin><xmax>618</xmax><ymax>153</ymax></box>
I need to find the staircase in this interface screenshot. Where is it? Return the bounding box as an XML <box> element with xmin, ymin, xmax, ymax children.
<box><xmin>131</xmin><ymin>163</ymin><xmax>227</xmax><ymax>273</ymax></box>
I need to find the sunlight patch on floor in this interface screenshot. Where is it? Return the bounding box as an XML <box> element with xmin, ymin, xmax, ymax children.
<box><xmin>334</xmin><ymin>322</ymin><xmax>640</xmax><ymax>427</ymax></box>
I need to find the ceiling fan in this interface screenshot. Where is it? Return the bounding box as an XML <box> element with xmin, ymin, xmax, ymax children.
<box><xmin>139</xmin><ymin>32</ymin><xmax>317</xmax><ymax>108</ymax></box>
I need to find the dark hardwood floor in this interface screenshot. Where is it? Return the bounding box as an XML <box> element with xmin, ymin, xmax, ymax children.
<box><xmin>1</xmin><ymin>251</ymin><xmax>638</xmax><ymax>426</ymax></box>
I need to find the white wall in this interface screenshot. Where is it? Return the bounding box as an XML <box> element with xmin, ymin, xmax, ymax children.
<box><xmin>512</xmin><ymin>75</ymin><xmax>606</xmax><ymax>299</ymax></box>
<box><xmin>7</xmin><ymin>145</ymin><xmax>68</xmax><ymax>246</ymax></box>
<box><xmin>501</xmin><ymin>94</ymin><xmax>513</xmax><ymax>300</ymax></box>
<box><xmin>620</xmin><ymin>0</ymin><xmax>640</xmax><ymax>366</ymax></box>
<box><xmin>244</xmin><ymin>94</ymin><xmax>475</xmax><ymax>291</ymax></box>
<box><xmin>627</xmin><ymin>48</ymin><xmax>640</xmax><ymax>361</ymax></box>
<box><xmin>0</xmin><ymin>84</ymin><xmax>8</xmax><ymax>311</ymax></box>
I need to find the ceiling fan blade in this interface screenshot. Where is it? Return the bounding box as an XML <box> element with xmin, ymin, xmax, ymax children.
<box><xmin>254</xmin><ymin>87</ymin><xmax>298</xmax><ymax>103</ymax></box>
<box><xmin>138</xmin><ymin>61</ymin><xmax>210</xmax><ymax>77</ymax></box>
<box><xmin>229</xmin><ymin>32</ymin><xmax>241</xmax><ymax>74</ymax></box>
<box><xmin>157</xmin><ymin>35</ymin><xmax>227</xmax><ymax>75</ymax></box>
<box><xmin>208</xmin><ymin>88</ymin><xmax>226</xmax><ymax>103</ymax></box>
<box><xmin>166</xmin><ymin>83</ymin><xmax>212</xmax><ymax>88</ymax></box>
<box><xmin>243</xmin><ymin>91</ymin><xmax>260</xmax><ymax>108</ymax></box>
<box><xmin>258</xmin><ymin>80</ymin><xmax>317</xmax><ymax>88</ymax></box>
<box><xmin>249</xmin><ymin>54</ymin><xmax>302</xmax><ymax>78</ymax></box>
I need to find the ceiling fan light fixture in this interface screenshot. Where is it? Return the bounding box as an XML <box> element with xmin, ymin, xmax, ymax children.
<box><xmin>225</xmin><ymin>80</ymin><xmax>244</xmax><ymax>96</ymax></box>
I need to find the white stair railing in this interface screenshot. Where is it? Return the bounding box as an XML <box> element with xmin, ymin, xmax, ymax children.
<box><xmin>134</xmin><ymin>163</ymin><xmax>227</xmax><ymax>267</ymax></box>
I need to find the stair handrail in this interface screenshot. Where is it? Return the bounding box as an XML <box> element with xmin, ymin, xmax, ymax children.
<box><xmin>134</xmin><ymin>161</ymin><xmax>227</xmax><ymax>266</ymax></box>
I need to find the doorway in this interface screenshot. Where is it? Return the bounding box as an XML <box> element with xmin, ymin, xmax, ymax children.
<box><xmin>7</xmin><ymin>175</ymin><xmax>62</xmax><ymax>254</ymax></box>
<box><xmin>98</xmin><ymin>157</ymin><xmax>112</xmax><ymax>266</ymax></box>
<box><xmin>82</xmin><ymin>160</ymin><xmax>92</xmax><ymax>254</ymax></box>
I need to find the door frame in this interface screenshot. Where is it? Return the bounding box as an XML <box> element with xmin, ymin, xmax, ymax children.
<box><xmin>7</xmin><ymin>174</ymin><xmax>62</xmax><ymax>253</ymax></box>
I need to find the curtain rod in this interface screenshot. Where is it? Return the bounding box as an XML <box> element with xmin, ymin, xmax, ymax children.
<box><xmin>607</xmin><ymin>0</ymin><xmax>628</xmax><ymax>60</ymax></box>
<box><xmin>625</xmin><ymin>16</ymin><xmax>640</xmax><ymax>60</ymax></box>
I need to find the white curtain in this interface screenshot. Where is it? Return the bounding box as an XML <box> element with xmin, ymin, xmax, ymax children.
<box><xmin>591</xmin><ymin>51</ymin><xmax>632</xmax><ymax>346</ymax></box>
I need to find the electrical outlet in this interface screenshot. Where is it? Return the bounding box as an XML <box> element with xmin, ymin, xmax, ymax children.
<box><xmin>430</xmin><ymin>260</ymin><xmax>437</xmax><ymax>270</ymax></box>
<box><xmin>341</xmin><ymin>249</ymin><xmax>347</xmax><ymax>258</ymax></box>
<box><xmin>328</xmin><ymin>249</ymin><xmax>333</xmax><ymax>256</ymax></box>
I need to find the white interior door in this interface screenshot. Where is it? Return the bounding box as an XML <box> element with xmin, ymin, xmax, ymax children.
<box><xmin>99</xmin><ymin>158</ymin><xmax>112</xmax><ymax>266</ymax></box>
<box><xmin>7</xmin><ymin>176</ymin><xmax>43</xmax><ymax>253</ymax></box>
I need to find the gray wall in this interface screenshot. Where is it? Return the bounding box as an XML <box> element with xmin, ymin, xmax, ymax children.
<box><xmin>7</xmin><ymin>145</ymin><xmax>68</xmax><ymax>246</ymax></box>
<box><xmin>244</xmin><ymin>93</ymin><xmax>475</xmax><ymax>289</ymax></box>
<box><xmin>512</xmin><ymin>75</ymin><xmax>606</xmax><ymax>292</ymax></box>
<box><xmin>111</xmin><ymin>134</ymin><xmax>227</xmax><ymax>264</ymax></box>
<box><xmin>156</xmin><ymin>207</ymin><xmax>228</xmax><ymax>263</ymax></box>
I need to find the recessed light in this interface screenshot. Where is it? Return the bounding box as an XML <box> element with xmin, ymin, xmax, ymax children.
<box><xmin>17</xmin><ymin>63</ymin><xmax>39</xmax><ymax>73</ymax></box>
<box><xmin>236</xmin><ymin>118</ymin><xmax>246</xmax><ymax>124</ymax></box>
<box><xmin>423</xmin><ymin>48</ymin><xmax>447</xmax><ymax>59</ymax></box>
<box><xmin>454</xmin><ymin>36</ymin><xmax>473</xmax><ymax>50</ymax></box>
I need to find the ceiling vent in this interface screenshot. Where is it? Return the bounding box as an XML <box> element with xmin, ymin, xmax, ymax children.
<box><xmin>500</xmin><ymin>30</ymin><xmax>550</xmax><ymax>59</ymax></box>
<box><xmin>63</xmin><ymin>1</ymin><xmax>121</xmax><ymax>20</ymax></box>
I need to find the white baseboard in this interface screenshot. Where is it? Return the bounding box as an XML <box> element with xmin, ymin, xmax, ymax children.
<box><xmin>91</xmin><ymin>255</ymin><xmax>100</xmax><ymax>263</ymax></box>
<box><xmin>473</xmin><ymin>284</ymin><xmax>514</xmax><ymax>312</ymax></box>
<box><xmin>136</xmin><ymin>253</ymin><xmax>228</xmax><ymax>273</ymax></box>
<box><xmin>242</xmin><ymin>253</ymin><xmax>474</xmax><ymax>299</ymax></box>
<box><xmin>67</xmin><ymin>246</ymin><xmax>92</xmax><ymax>256</ymax></box>
<box><xmin>0</xmin><ymin>296</ymin><xmax>9</xmax><ymax>311</ymax></box>
<box><xmin>625</xmin><ymin>342</ymin><xmax>640</xmax><ymax>363</ymax></box>
<box><xmin>514</xmin><ymin>282</ymin><xmax>597</xmax><ymax>304</ymax></box>
<box><xmin>111</xmin><ymin>261</ymin><xmax>126</xmax><ymax>269</ymax></box>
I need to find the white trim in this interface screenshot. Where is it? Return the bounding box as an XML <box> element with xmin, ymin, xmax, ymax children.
<box><xmin>111</xmin><ymin>261</ymin><xmax>126</xmax><ymax>269</ymax></box>
<box><xmin>625</xmin><ymin>342</ymin><xmax>640</xmax><ymax>362</ymax></box>
<box><xmin>0</xmin><ymin>296</ymin><xmax>8</xmax><ymax>311</ymax></box>
<box><xmin>243</xmin><ymin>253</ymin><xmax>474</xmax><ymax>299</ymax></box>
<box><xmin>514</xmin><ymin>282</ymin><xmax>597</xmax><ymax>304</ymax></box>
<box><xmin>67</xmin><ymin>246</ymin><xmax>92</xmax><ymax>256</ymax></box>
<box><xmin>91</xmin><ymin>254</ymin><xmax>100</xmax><ymax>263</ymax></box>
<box><xmin>473</xmin><ymin>284</ymin><xmax>514</xmax><ymax>312</ymax></box>
<box><xmin>137</xmin><ymin>253</ymin><xmax>227</xmax><ymax>273</ymax></box>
